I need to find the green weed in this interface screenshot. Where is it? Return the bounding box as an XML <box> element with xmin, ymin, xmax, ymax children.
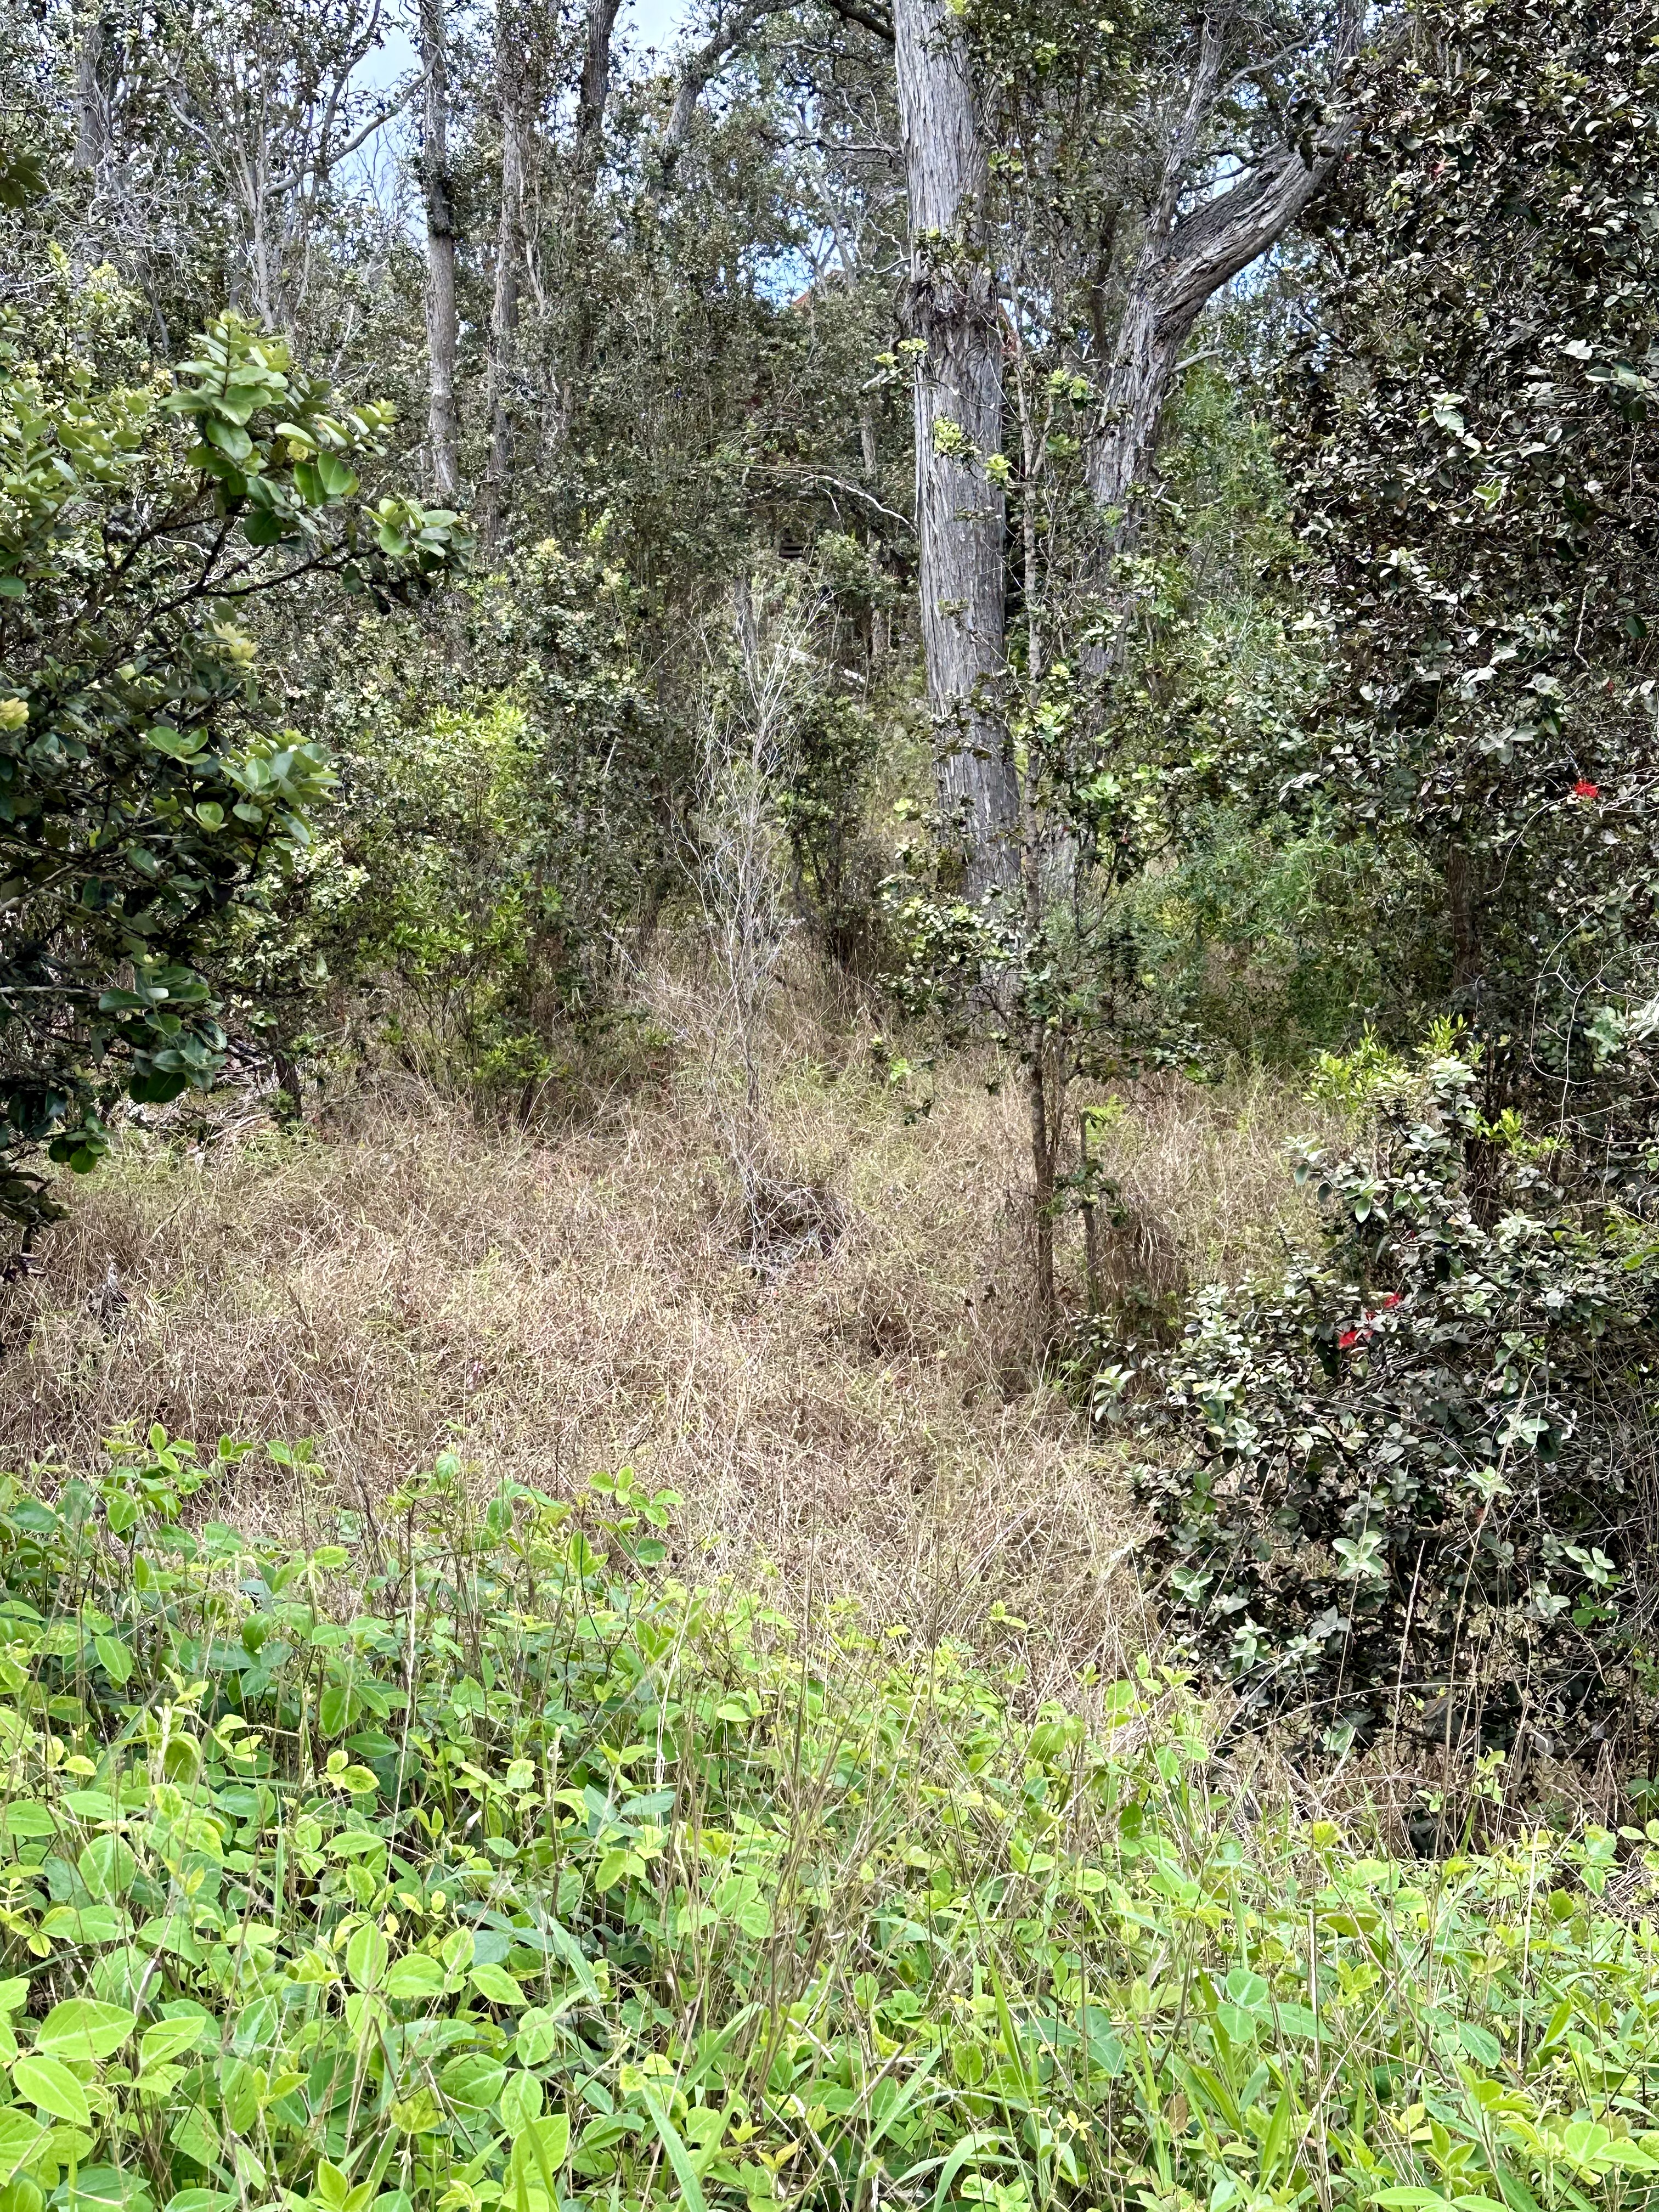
<box><xmin>0</xmin><ymin>1432</ymin><xmax>1653</xmax><ymax>2212</ymax></box>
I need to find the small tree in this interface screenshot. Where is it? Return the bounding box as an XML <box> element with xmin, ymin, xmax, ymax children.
<box><xmin>0</xmin><ymin>284</ymin><xmax>465</xmax><ymax>1234</ymax></box>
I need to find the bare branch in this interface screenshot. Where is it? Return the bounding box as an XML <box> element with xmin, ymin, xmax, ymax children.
<box><xmin>816</xmin><ymin>0</ymin><xmax>894</xmax><ymax>44</ymax></box>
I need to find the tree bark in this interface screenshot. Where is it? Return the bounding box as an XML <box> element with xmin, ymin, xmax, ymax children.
<box><xmin>893</xmin><ymin>0</ymin><xmax>1018</xmax><ymax>896</ymax></box>
<box><xmin>481</xmin><ymin>2</ymin><xmax>529</xmax><ymax>551</ymax></box>
<box><xmin>416</xmin><ymin>0</ymin><xmax>461</xmax><ymax>506</ymax></box>
<box><xmin>72</xmin><ymin>4</ymin><xmax>108</xmax><ymax>179</ymax></box>
<box><xmin>658</xmin><ymin>1</ymin><xmax>788</xmax><ymax>180</ymax></box>
<box><xmin>575</xmin><ymin>0</ymin><xmax>625</xmax><ymax>183</ymax></box>
<box><xmin>1087</xmin><ymin>13</ymin><xmax>1363</xmax><ymax>531</ymax></box>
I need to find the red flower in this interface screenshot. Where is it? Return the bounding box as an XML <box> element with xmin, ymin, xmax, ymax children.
<box><xmin>1573</xmin><ymin>780</ymin><xmax>1600</xmax><ymax>800</ymax></box>
<box><xmin>1383</xmin><ymin>1291</ymin><xmax>1402</xmax><ymax>1308</ymax></box>
<box><xmin>1338</xmin><ymin>1329</ymin><xmax>1359</xmax><ymax>1350</ymax></box>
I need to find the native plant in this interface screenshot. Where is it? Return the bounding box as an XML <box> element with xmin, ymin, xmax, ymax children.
<box><xmin>0</xmin><ymin>286</ymin><xmax>465</xmax><ymax>1232</ymax></box>
<box><xmin>1275</xmin><ymin>0</ymin><xmax>1659</xmax><ymax>1120</ymax></box>
<box><xmin>1138</xmin><ymin>1053</ymin><xmax>1659</xmax><ymax>1759</ymax></box>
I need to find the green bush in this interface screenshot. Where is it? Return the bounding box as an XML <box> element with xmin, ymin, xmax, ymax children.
<box><xmin>0</xmin><ymin>281</ymin><xmax>469</xmax><ymax>1229</ymax></box>
<box><xmin>0</xmin><ymin>286</ymin><xmax>464</xmax><ymax>1228</ymax></box>
<box><xmin>1138</xmin><ymin>1056</ymin><xmax>1659</xmax><ymax>1759</ymax></box>
<box><xmin>235</xmin><ymin>537</ymin><xmax>668</xmax><ymax>1102</ymax></box>
<box><xmin>2</xmin><ymin>1430</ymin><xmax>1659</xmax><ymax>2212</ymax></box>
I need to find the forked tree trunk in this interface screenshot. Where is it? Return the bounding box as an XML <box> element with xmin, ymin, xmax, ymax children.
<box><xmin>416</xmin><ymin>0</ymin><xmax>461</xmax><ymax>505</ymax></box>
<box><xmin>1088</xmin><ymin>12</ymin><xmax>1364</xmax><ymax>534</ymax></box>
<box><xmin>893</xmin><ymin>0</ymin><xmax>1018</xmax><ymax>897</ymax></box>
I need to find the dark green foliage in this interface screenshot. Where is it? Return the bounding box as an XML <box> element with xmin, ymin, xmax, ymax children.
<box><xmin>0</xmin><ymin>290</ymin><xmax>464</xmax><ymax>1228</ymax></box>
<box><xmin>234</xmin><ymin>537</ymin><xmax>668</xmax><ymax>1099</ymax></box>
<box><xmin>1139</xmin><ymin>1057</ymin><xmax>1659</xmax><ymax>1757</ymax></box>
<box><xmin>776</xmin><ymin>535</ymin><xmax>894</xmax><ymax>974</ymax></box>
<box><xmin>1274</xmin><ymin>0</ymin><xmax>1659</xmax><ymax>1108</ymax></box>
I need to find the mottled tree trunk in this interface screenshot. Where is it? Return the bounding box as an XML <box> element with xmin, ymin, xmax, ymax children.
<box><xmin>481</xmin><ymin>4</ymin><xmax>528</xmax><ymax>550</ymax></box>
<box><xmin>893</xmin><ymin>0</ymin><xmax>1018</xmax><ymax>897</ymax></box>
<box><xmin>417</xmin><ymin>0</ymin><xmax>461</xmax><ymax>505</ymax></box>
<box><xmin>1087</xmin><ymin>13</ymin><xmax>1363</xmax><ymax>539</ymax></box>
<box><xmin>575</xmin><ymin>0</ymin><xmax>624</xmax><ymax>184</ymax></box>
<box><xmin>73</xmin><ymin>4</ymin><xmax>108</xmax><ymax>178</ymax></box>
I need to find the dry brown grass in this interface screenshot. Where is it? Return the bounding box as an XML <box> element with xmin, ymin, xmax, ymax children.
<box><xmin>0</xmin><ymin>1007</ymin><xmax>1331</xmax><ymax>1696</ymax></box>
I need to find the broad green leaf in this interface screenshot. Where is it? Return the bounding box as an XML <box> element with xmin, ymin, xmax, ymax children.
<box><xmin>500</xmin><ymin>2070</ymin><xmax>543</xmax><ymax>2134</ymax></box>
<box><xmin>39</xmin><ymin>1999</ymin><xmax>137</xmax><ymax>2061</ymax></box>
<box><xmin>346</xmin><ymin>1922</ymin><xmax>388</xmax><ymax>1991</ymax></box>
<box><xmin>515</xmin><ymin>2008</ymin><xmax>560</xmax><ymax>2067</ymax></box>
<box><xmin>13</xmin><ymin>2055</ymin><xmax>93</xmax><ymax>2128</ymax></box>
<box><xmin>507</xmin><ymin>2113</ymin><xmax>571</xmax><ymax>2203</ymax></box>
<box><xmin>317</xmin><ymin>453</ymin><xmax>358</xmax><ymax>498</ymax></box>
<box><xmin>140</xmin><ymin>2018</ymin><xmax>208</xmax><ymax>2069</ymax></box>
<box><xmin>385</xmin><ymin>1954</ymin><xmax>444</xmax><ymax>2000</ymax></box>
<box><xmin>439</xmin><ymin>2053</ymin><xmax>506</xmax><ymax>2110</ymax></box>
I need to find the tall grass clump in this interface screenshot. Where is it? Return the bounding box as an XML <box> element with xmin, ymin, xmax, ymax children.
<box><xmin>0</xmin><ymin>1429</ymin><xmax>1656</xmax><ymax>2212</ymax></box>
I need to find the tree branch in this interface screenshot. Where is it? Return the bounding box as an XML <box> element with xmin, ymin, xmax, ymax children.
<box><xmin>816</xmin><ymin>0</ymin><xmax>894</xmax><ymax>44</ymax></box>
<box><xmin>659</xmin><ymin>1</ymin><xmax>792</xmax><ymax>167</ymax></box>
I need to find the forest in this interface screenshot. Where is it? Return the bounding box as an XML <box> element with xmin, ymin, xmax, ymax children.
<box><xmin>3</xmin><ymin>4</ymin><xmax>1659</xmax><ymax>2212</ymax></box>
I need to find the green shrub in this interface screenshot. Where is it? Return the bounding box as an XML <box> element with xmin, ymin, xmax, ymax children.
<box><xmin>1138</xmin><ymin>1056</ymin><xmax>1659</xmax><ymax>1759</ymax></box>
<box><xmin>239</xmin><ymin>537</ymin><xmax>668</xmax><ymax>1101</ymax></box>
<box><xmin>0</xmin><ymin>285</ymin><xmax>465</xmax><ymax>1230</ymax></box>
<box><xmin>2</xmin><ymin>1427</ymin><xmax>1659</xmax><ymax>2212</ymax></box>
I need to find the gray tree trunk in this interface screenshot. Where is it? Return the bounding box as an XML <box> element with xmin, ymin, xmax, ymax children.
<box><xmin>417</xmin><ymin>0</ymin><xmax>461</xmax><ymax>505</ymax></box>
<box><xmin>658</xmin><ymin>2</ymin><xmax>788</xmax><ymax>182</ymax></box>
<box><xmin>1088</xmin><ymin>15</ymin><xmax>1362</xmax><ymax>529</ymax></box>
<box><xmin>575</xmin><ymin>0</ymin><xmax>625</xmax><ymax>182</ymax></box>
<box><xmin>893</xmin><ymin>0</ymin><xmax>1018</xmax><ymax>896</ymax></box>
<box><xmin>481</xmin><ymin>3</ymin><xmax>528</xmax><ymax>550</ymax></box>
<box><xmin>72</xmin><ymin>5</ymin><xmax>108</xmax><ymax>178</ymax></box>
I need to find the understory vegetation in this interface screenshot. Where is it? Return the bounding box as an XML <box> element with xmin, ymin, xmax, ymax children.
<box><xmin>5</xmin><ymin>1430</ymin><xmax>1659</xmax><ymax>2212</ymax></box>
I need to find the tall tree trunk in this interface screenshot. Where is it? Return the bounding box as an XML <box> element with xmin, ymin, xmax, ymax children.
<box><xmin>1446</xmin><ymin>842</ymin><xmax>1482</xmax><ymax>996</ymax></box>
<box><xmin>1087</xmin><ymin>10</ymin><xmax>1363</xmax><ymax>535</ymax></box>
<box><xmin>557</xmin><ymin>0</ymin><xmax>625</xmax><ymax>443</ymax></box>
<box><xmin>893</xmin><ymin>0</ymin><xmax>1018</xmax><ymax>897</ymax></box>
<box><xmin>481</xmin><ymin>2</ymin><xmax>528</xmax><ymax>551</ymax></box>
<box><xmin>72</xmin><ymin>4</ymin><xmax>108</xmax><ymax>179</ymax></box>
<box><xmin>575</xmin><ymin>0</ymin><xmax>624</xmax><ymax>185</ymax></box>
<box><xmin>417</xmin><ymin>0</ymin><xmax>461</xmax><ymax>506</ymax></box>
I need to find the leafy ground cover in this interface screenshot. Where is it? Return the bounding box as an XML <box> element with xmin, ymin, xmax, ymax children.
<box><xmin>0</xmin><ymin>1432</ymin><xmax>1656</xmax><ymax>2212</ymax></box>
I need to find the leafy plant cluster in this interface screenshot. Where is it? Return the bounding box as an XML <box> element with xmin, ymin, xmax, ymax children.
<box><xmin>0</xmin><ymin>282</ymin><xmax>465</xmax><ymax>1231</ymax></box>
<box><xmin>239</xmin><ymin>534</ymin><xmax>667</xmax><ymax>1104</ymax></box>
<box><xmin>1271</xmin><ymin>0</ymin><xmax>1659</xmax><ymax>1114</ymax></box>
<box><xmin>0</xmin><ymin>1430</ymin><xmax>1656</xmax><ymax>2212</ymax></box>
<box><xmin>1137</xmin><ymin>1053</ymin><xmax>1659</xmax><ymax>1757</ymax></box>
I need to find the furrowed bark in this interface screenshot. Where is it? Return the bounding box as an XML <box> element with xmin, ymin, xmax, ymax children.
<box><xmin>893</xmin><ymin>0</ymin><xmax>1018</xmax><ymax>896</ymax></box>
<box><xmin>1088</xmin><ymin>7</ymin><xmax>1364</xmax><ymax>532</ymax></box>
<box><xmin>481</xmin><ymin>2</ymin><xmax>528</xmax><ymax>550</ymax></box>
<box><xmin>416</xmin><ymin>0</ymin><xmax>461</xmax><ymax>505</ymax></box>
<box><xmin>73</xmin><ymin>4</ymin><xmax>108</xmax><ymax>178</ymax></box>
<box><xmin>575</xmin><ymin>0</ymin><xmax>625</xmax><ymax>184</ymax></box>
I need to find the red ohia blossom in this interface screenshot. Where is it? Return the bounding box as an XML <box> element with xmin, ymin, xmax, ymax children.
<box><xmin>1338</xmin><ymin>1329</ymin><xmax>1359</xmax><ymax>1350</ymax></box>
<box><xmin>1573</xmin><ymin>780</ymin><xmax>1600</xmax><ymax>799</ymax></box>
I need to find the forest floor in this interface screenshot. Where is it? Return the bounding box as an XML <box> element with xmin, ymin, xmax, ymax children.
<box><xmin>0</xmin><ymin>988</ymin><xmax>1335</xmax><ymax>1694</ymax></box>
